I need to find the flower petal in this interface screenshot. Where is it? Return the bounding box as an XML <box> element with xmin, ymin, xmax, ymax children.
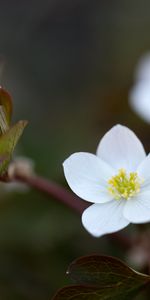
<box><xmin>129</xmin><ymin>82</ymin><xmax>150</xmax><ymax>123</ymax></box>
<box><xmin>96</xmin><ymin>125</ymin><xmax>146</xmax><ymax>171</ymax></box>
<box><xmin>137</xmin><ymin>153</ymin><xmax>150</xmax><ymax>188</ymax></box>
<box><xmin>63</xmin><ymin>152</ymin><xmax>115</xmax><ymax>204</ymax></box>
<box><xmin>123</xmin><ymin>191</ymin><xmax>150</xmax><ymax>223</ymax></box>
<box><xmin>82</xmin><ymin>200</ymin><xmax>129</xmax><ymax>237</ymax></box>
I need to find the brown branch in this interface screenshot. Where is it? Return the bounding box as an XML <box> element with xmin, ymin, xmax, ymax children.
<box><xmin>15</xmin><ymin>174</ymin><xmax>88</xmax><ymax>214</ymax></box>
<box><xmin>13</xmin><ymin>173</ymin><xmax>132</xmax><ymax>249</ymax></box>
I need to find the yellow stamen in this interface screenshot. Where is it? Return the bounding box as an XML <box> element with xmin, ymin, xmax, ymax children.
<box><xmin>108</xmin><ymin>169</ymin><xmax>143</xmax><ymax>200</ymax></box>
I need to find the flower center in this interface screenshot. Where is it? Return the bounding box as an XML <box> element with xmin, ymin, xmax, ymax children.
<box><xmin>108</xmin><ymin>169</ymin><xmax>142</xmax><ymax>200</ymax></box>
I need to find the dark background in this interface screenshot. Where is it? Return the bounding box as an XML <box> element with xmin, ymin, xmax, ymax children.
<box><xmin>0</xmin><ymin>1</ymin><xmax>149</xmax><ymax>299</ymax></box>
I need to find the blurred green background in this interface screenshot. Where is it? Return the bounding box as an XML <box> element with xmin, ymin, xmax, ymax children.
<box><xmin>0</xmin><ymin>0</ymin><xmax>150</xmax><ymax>299</ymax></box>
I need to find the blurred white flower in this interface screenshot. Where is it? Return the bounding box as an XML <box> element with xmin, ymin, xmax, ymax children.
<box><xmin>1</xmin><ymin>157</ymin><xmax>35</xmax><ymax>194</ymax></box>
<box><xmin>134</xmin><ymin>53</ymin><xmax>150</xmax><ymax>81</ymax></box>
<box><xmin>63</xmin><ymin>125</ymin><xmax>150</xmax><ymax>237</ymax></box>
<box><xmin>129</xmin><ymin>53</ymin><xmax>150</xmax><ymax>123</ymax></box>
<box><xmin>127</xmin><ymin>231</ymin><xmax>150</xmax><ymax>269</ymax></box>
<box><xmin>8</xmin><ymin>156</ymin><xmax>35</xmax><ymax>179</ymax></box>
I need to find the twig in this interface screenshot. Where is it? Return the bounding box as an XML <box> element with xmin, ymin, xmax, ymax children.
<box><xmin>13</xmin><ymin>173</ymin><xmax>132</xmax><ymax>249</ymax></box>
<box><xmin>15</xmin><ymin>174</ymin><xmax>88</xmax><ymax>214</ymax></box>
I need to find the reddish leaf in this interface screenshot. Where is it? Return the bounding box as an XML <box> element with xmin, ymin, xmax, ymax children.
<box><xmin>52</xmin><ymin>255</ymin><xmax>150</xmax><ymax>300</ymax></box>
<box><xmin>0</xmin><ymin>87</ymin><xmax>12</xmax><ymax>126</ymax></box>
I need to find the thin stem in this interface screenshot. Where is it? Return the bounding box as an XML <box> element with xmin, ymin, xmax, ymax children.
<box><xmin>14</xmin><ymin>173</ymin><xmax>132</xmax><ymax>249</ymax></box>
<box><xmin>15</xmin><ymin>174</ymin><xmax>88</xmax><ymax>214</ymax></box>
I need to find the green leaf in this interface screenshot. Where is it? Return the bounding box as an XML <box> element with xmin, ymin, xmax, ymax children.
<box><xmin>52</xmin><ymin>255</ymin><xmax>150</xmax><ymax>300</ymax></box>
<box><xmin>0</xmin><ymin>120</ymin><xmax>28</xmax><ymax>174</ymax></box>
<box><xmin>0</xmin><ymin>87</ymin><xmax>12</xmax><ymax>126</ymax></box>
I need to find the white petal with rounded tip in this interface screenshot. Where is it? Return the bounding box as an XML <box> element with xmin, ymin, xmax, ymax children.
<box><xmin>63</xmin><ymin>152</ymin><xmax>115</xmax><ymax>204</ymax></box>
<box><xmin>123</xmin><ymin>191</ymin><xmax>150</xmax><ymax>223</ymax></box>
<box><xmin>96</xmin><ymin>125</ymin><xmax>146</xmax><ymax>171</ymax></box>
<box><xmin>129</xmin><ymin>83</ymin><xmax>150</xmax><ymax>123</ymax></box>
<box><xmin>137</xmin><ymin>153</ymin><xmax>150</xmax><ymax>188</ymax></box>
<box><xmin>82</xmin><ymin>200</ymin><xmax>129</xmax><ymax>237</ymax></box>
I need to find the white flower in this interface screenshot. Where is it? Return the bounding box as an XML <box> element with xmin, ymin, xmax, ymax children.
<box><xmin>63</xmin><ymin>125</ymin><xmax>150</xmax><ymax>237</ymax></box>
<box><xmin>129</xmin><ymin>53</ymin><xmax>150</xmax><ymax>123</ymax></box>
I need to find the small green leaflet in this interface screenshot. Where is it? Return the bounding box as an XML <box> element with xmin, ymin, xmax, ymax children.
<box><xmin>52</xmin><ymin>255</ymin><xmax>150</xmax><ymax>300</ymax></box>
<box><xmin>0</xmin><ymin>120</ymin><xmax>28</xmax><ymax>174</ymax></box>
